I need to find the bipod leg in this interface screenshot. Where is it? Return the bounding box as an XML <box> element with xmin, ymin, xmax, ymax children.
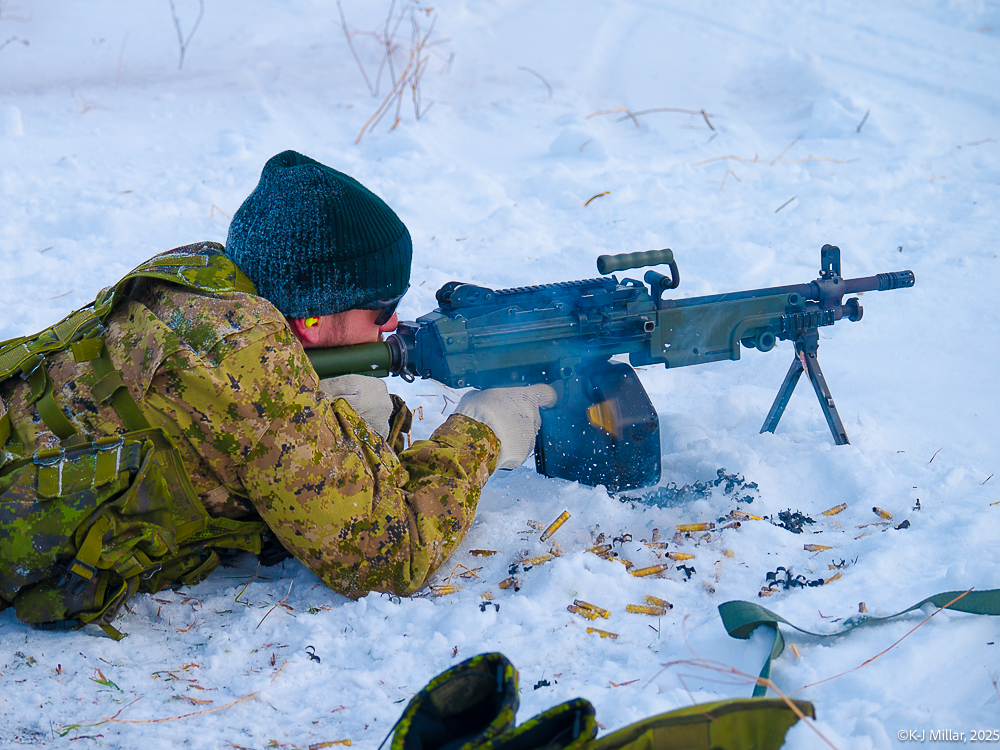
<box><xmin>760</xmin><ymin>353</ymin><xmax>805</xmax><ymax>435</ymax></box>
<box><xmin>801</xmin><ymin>350</ymin><xmax>850</xmax><ymax>445</ymax></box>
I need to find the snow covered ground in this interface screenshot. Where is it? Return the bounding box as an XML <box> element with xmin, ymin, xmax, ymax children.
<box><xmin>1</xmin><ymin>1</ymin><xmax>999</xmax><ymax>747</ymax></box>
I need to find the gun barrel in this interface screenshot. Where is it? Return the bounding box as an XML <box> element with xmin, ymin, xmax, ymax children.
<box><xmin>663</xmin><ymin>269</ymin><xmax>914</xmax><ymax>309</ymax></box>
<box><xmin>843</xmin><ymin>270</ymin><xmax>915</xmax><ymax>294</ymax></box>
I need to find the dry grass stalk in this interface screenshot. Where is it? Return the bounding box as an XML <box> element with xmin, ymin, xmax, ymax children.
<box><xmin>587</xmin><ymin>107</ymin><xmax>716</xmax><ymax>129</ymax></box>
<box><xmin>786</xmin><ymin>588</ymin><xmax>973</xmax><ymax>697</ymax></box>
<box><xmin>586</xmin><ymin>107</ymin><xmax>640</xmax><ymax>127</ymax></box>
<box><xmin>339</xmin><ymin>0</ymin><xmax>451</xmax><ymax>143</ymax></box>
<box><xmin>256</xmin><ymin>580</ymin><xmax>294</xmax><ymax>629</ymax></box>
<box><xmin>167</xmin><ymin>0</ymin><xmax>204</xmax><ymax>71</ymax></box>
<box><xmin>71</xmin><ymin>89</ymin><xmax>109</xmax><ymax>115</ymax></box>
<box><xmin>769</xmin><ymin>138</ymin><xmax>799</xmax><ymax>165</ymax></box>
<box><xmin>518</xmin><ymin>67</ymin><xmax>552</xmax><ymax>98</ymax></box>
<box><xmin>107</xmin><ymin>692</ymin><xmax>259</xmax><ymax>724</ymax></box>
<box><xmin>720</xmin><ymin>169</ymin><xmax>740</xmax><ymax>189</ymax></box>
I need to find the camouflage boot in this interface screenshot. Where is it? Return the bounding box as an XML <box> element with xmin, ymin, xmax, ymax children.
<box><xmin>390</xmin><ymin>653</ymin><xmax>519</xmax><ymax>750</ymax></box>
<box><xmin>485</xmin><ymin>698</ymin><xmax>597</xmax><ymax>750</ymax></box>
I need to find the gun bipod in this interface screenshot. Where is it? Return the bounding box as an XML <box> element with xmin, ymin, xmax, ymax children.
<box><xmin>760</xmin><ymin>340</ymin><xmax>850</xmax><ymax>445</ymax></box>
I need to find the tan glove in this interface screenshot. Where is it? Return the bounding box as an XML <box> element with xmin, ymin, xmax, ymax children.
<box><xmin>319</xmin><ymin>375</ymin><xmax>395</xmax><ymax>440</ymax></box>
<box><xmin>454</xmin><ymin>384</ymin><xmax>558</xmax><ymax>470</ymax></box>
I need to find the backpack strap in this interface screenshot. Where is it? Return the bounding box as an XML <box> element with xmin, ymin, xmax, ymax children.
<box><xmin>0</xmin><ymin>242</ymin><xmax>256</xmax><ymax>450</ymax></box>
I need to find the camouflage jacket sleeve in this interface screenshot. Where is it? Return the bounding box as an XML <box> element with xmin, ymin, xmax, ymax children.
<box><xmin>239</xmin><ymin>341</ymin><xmax>500</xmax><ymax>597</ymax></box>
<box><xmin>139</xmin><ymin>307</ymin><xmax>500</xmax><ymax>599</ymax></box>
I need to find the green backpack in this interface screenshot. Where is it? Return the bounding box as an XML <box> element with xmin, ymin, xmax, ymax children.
<box><xmin>0</xmin><ymin>242</ymin><xmax>267</xmax><ymax>638</ymax></box>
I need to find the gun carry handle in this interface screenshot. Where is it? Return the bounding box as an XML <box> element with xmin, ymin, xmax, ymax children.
<box><xmin>597</xmin><ymin>248</ymin><xmax>674</xmax><ymax>275</ymax></box>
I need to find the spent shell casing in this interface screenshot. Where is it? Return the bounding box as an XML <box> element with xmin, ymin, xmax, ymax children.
<box><xmin>586</xmin><ymin>627</ymin><xmax>619</xmax><ymax>640</ymax></box>
<box><xmin>524</xmin><ymin>553</ymin><xmax>554</xmax><ymax>566</ymax></box>
<box><xmin>567</xmin><ymin>604</ymin><xmax>602</xmax><ymax>620</ymax></box>
<box><xmin>643</xmin><ymin>595</ymin><xmax>673</xmax><ymax>609</ymax></box>
<box><xmin>469</xmin><ymin>549</ymin><xmax>499</xmax><ymax>557</ymax></box>
<box><xmin>644</xmin><ymin>541</ymin><xmax>669</xmax><ymax>549</ymax></box>
<box><xmin>587</xmin><ymin>544</ymin><xmax>613</xmax><ymax>555</ymax></box>
<box><xmin>822</xmin><ymin>503</ymin><xmax>848</xmax><ymax>516</ymax></box>
<box><xmin>630</xmin><ymin>563</ymin><xmax>671</xmax><ymax>577</ymax></box>
<box><xmin>666</xmin><ymin>552</ymin><xmax>695</xmax><ymax>561</ymax></box>
<box><xmin>431</xmin><ymin>585</ymin><xmax>460</xmax><ymax>597</ymax></box>
<box><xmin>626</xmin><ymin>604</ymin><xmax>667</xmax><ymax>616</ymax></box>
<box><xmin>803</xmin><ymin>544</ymin><xmax>834</xmax><ymax>552</ymax></box>
<box><xmin>676</xmin><ymin>522</ymin><xmax>716</xmax><ymax>532</ymax></box>
<box><xmin>498</xmin><ymin>577</ymin><xmax>518</xmax><ymax>590</ymax></box>
<box><xmin>872</xmin><ymin>507</ymin><xmax>893</xmax><ymax>520</ymax></box>
<box><xmin>539</xmin><ymin>510</ymin><xmax>571</xmax><ymax>542</ymax></box>
<box><xmin>573</xmin><ymin>599</ymin><xmax>611</xmax><ymax>618</ymax></box>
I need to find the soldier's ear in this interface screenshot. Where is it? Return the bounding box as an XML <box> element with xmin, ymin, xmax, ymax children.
<box><xmin>289</xmin><ymin>317</ymin><xmax>323</xmax><ymax>347</ymax></box>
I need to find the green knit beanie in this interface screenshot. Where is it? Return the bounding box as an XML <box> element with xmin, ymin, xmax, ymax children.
<box><xmin>225</xmin><ymin>150</ymin><xmax>412</xmax><ymax>318</ymax></box>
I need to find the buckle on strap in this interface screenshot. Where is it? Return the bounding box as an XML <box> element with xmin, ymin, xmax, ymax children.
<box><xmin>33</xmin><ymin>447</ymin><xmax>67</xmax><ymax>466</ymax></box>
<box><xmin>19</xmin><ymin>353</ymin><xmax>45</xmax><ymax>381</ymax></box>
<box><xmin>58</xmin><ymin>559</ymin><xmax>97</xmax><ymax>594</ymax></box>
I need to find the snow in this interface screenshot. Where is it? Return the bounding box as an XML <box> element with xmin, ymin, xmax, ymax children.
<box><xmin>1</xmin><ymin>0</ymin><xmax>998</xmax><ymax>747</ymax></box>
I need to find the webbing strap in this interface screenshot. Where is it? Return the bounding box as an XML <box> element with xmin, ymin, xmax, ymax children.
<box><xmin>29</xmin><ymin>366</ymin><xmax>79</xmax><ymax>441</ymax></box>
<box><xmin>67</xmin><ymin>515</ymin><xmax>115</xmax><ymax>583</ymax></box>
<box><xmin>88</xmin><ymin>339</ymin><xmax>152</xmax><ymax>433</ymax></box>
<box><xmin>71</xmin><ymin>337</ymin><xmax>105</xmax><ymax>362</ymax></box>
<box><xmin>719</xmin><ymin>589</ymin><xmax>1000</xmax><ymax>697</ymax></box>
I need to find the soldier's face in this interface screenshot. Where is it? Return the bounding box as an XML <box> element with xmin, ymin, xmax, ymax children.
<box><xmin>291</xmin><ymin>309</ymin><xmax>398</xmax><ymax>349</ymax></box>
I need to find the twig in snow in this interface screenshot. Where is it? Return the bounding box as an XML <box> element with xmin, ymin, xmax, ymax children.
<box><xmin>770</xmin><ymin>138</ymin><xmax>799</xmax><ymax>166</ymax></box>
<box><xmin>167</xmin><ymin>0</ymin><xmax>204</xmax><ymax>71</ymax></box>
<box><xmin>787</xmin><ymin>589</ymin><xmax>973</xmax><ymax>697</ymax></box>
<box><xmin>71</xmin><ymin>89</ymin><xmax>109</xmax><ymax>114</ymax></box>
<box><xmin>720</xmin><ymin>169</ymin><xmax>740</xmax><ymax>189</ymax></box>
<box><xmin>518</xmin><ymin>66</ymin><xmax>552</xmax><ymax>99</ymax></box>
<box><xmin>856</xmin><ymin>108</ymin><xmax>870</xmax><ymax>133</ymax></box>
<box><xmin>0</xmin><ymin>35</ymin><xmax>20</xmax><ymax>53</ymax></box>
<box><xmin>692</xmin><ymin>154</ymin><xmax>760</xmax><ymax>166</ymax></box>
<box><xmin>338</xmin><ymin>0</ymin><xmax>376</xmax><ymax>96</ymax></box>
<box><xmin>343</xmin><ymin>1</ymin><xmax>451</xmax><ymax>142</ymax></box>
<box><xmin>779</xmin><ymin>156</ymin><xmax>860</xmax><ymax>165</ymax></box>
<box><xmin>774</xmin><ymin>196</ymin><xmax>797</xmax><ymax>213</ymax></box>
<box><xmin>106</xmin><ymin>692</ymin><xmax>259</xmax><ymax>724</ymax></box>
<box><xmin>967</xmin><ymin>138</ymin><xmax>996</xmax><ymax>146</ymax></box>
<box><xmin>929</xmin><ymin>448</ymin><xmax>942</xmax><ymax>463</ymax></box>
<box><xmin>586</xmin><ymin>107</ymin><xmax>640</xmax><ymax>127</ymax></box>
<box><xmin>584</xmin><ymin>191</ymin><xmax>609</xmax><ymax>207</ymax></box>
<box><xmin>256</xmin><ymin>580</ymin><xmax>294</xmax><ymax>629</ymax></box>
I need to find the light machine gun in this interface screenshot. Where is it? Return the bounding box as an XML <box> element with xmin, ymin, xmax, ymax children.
<box><xmin>306</xmin><ymin>245</ymin><xmax>914</xmax><ymax>491</ymax></box>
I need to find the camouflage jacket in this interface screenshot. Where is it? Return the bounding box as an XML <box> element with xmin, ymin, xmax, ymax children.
<box><xmin>0</xmin><ymin>267</ymin><xmax>500</xmax><ymax>599</ymax></box>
